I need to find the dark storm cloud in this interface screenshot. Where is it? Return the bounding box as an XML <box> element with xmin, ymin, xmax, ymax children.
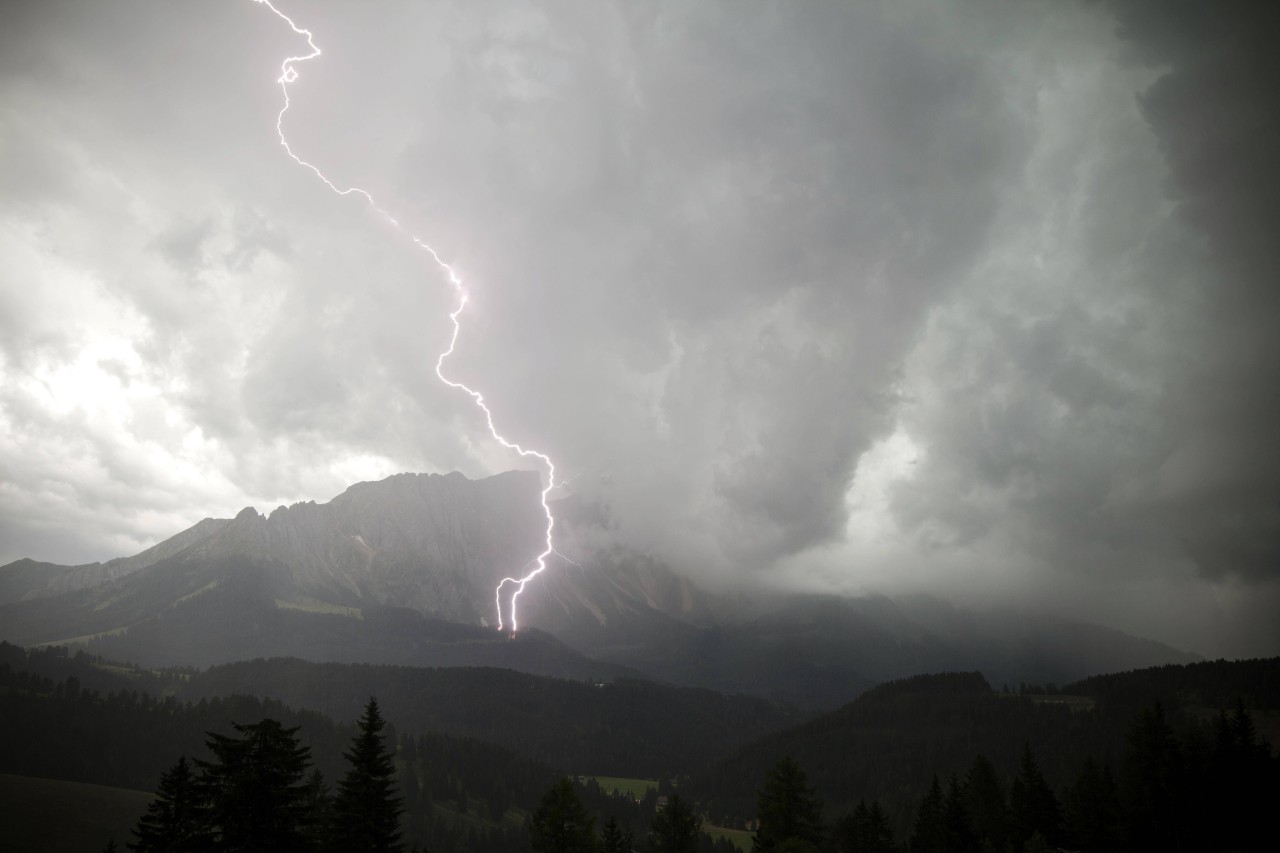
<box><xmin>3</xmin><ymin>0</ymin><xmax>1278</xmax><ymax>656</ymax></box>
<box><xmin>1105</xmin><ymin>0</ymin><xmax>1280</xmax><ymax>583</ymax></box>
<box><xmin>376</xmin><ymin>1</ymin><xmax>1033</xmax><ymax>569</ymax></box>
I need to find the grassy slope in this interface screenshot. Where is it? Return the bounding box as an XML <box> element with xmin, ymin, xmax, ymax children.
<box><xmin>591</xmin><ymin>775</ymin><xmax>658</xmax><ymax>800</ymax></box>
<box><xmin>0</xmin><ymin>773</ymin><xmax>152</xmax><ymax>853</ymax></box>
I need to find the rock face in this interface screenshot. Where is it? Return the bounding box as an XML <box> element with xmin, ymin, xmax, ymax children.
<box><xmin>0</xmin><ymin>518</ymin><xmax>232</xmax><ymax>606</ymax></box>
<box><xmin>0</xmin><ymin>470</ymin><xmax>1201</xmax><ymax>706</ymax></box>
<box><xmin>182</xmin><ymin>470</ymin><xmax>548</xmax><ymax>624</ymax></box>
<box><xmin>0</xmin><ymin>470</ymin><xmax>548</xmax><ymax>628</ymax></box>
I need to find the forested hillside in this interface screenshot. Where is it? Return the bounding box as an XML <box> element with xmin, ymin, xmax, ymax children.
<box><xmin>179</xmin><ymin>656</ymin><xmax>800</xmax><ymax>776</ymax></box>
<box><xmin>692</xmin><ymin>660</ymin><xmax>1280</xmax><ymax>845</ymax></box>
<box><xmin>3</xmin><ymin>643</ymin><xmax>1275</xmax><ymax>851</ymax></box>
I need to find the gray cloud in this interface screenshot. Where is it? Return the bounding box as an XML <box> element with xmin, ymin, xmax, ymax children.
<box><xmin>2</xmin><ymin>0</ymin><xmax>1277</xmax><ymax>657</ymax></box>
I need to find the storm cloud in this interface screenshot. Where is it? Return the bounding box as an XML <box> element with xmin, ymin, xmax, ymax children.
<box><xmin>2</xmin><ymin>0</ymin><xmax>1277</xmax><ymax>657</ymax></box>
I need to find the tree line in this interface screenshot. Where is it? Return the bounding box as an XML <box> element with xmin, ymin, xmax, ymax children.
<box><xmin>119</xmin><ymin>698</ymin><xmax>402</xmax><ymax>852</ymax></box>
<box><xmin>714</xmin><ymin>700</ymin><xmax>1276</xmax><ymax>852</ymax></box>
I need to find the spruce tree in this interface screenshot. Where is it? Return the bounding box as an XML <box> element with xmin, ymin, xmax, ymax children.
<box><xmin>1119</xmin><ymin>703</ymin><xmax>1183</xmax><ymax>851</ymax></box>
<box><xmin>1009</xmin><ymin>745</ymin><xmax>1061</xmax><ymax>851</ymax></box>
<box><xmin>601</xmin><ymin>815</ymin><xmax>632</xmax><ymax>853</ymax></box>
<box><xmin>129</xmin><ymin>756</ymin><xmax>210</xmax><ymax>852</ymax></box>
<box><xmin>651</xmin><ymin>793</ymin><xmax>701</xmax><ymax>853</ymax></box>
<box><xmin>327</xmin><ymin>697</ymin><xmax>404</xmax><ymax>853</ymax></box>
<box><xmin>301</xmin><ymin>769</ymin><xmax>333</xmax><ymax>851</ymax></box>
<box><xmin>909</xmin><ymin>776</ymin><xmax>945</xmax><ymax>853</ymax></box>
<box><xmin>832</xmin><ymin>800</ymin><xmax>894</xmax><ymax>853</ymax></box>
<box><xmin>529</xmin><ymin>778</ymin><xmax>597</xmax><ymax>853</ymax></box>
<box><xmin>197</xmin><ymin>718</ymin><xmax>314</xmax><ymax>853</ymax></box>
<box><xmin>964</xmin><ymin>755</ymin><xmax>1008</xmax><ymax>852</ymax></box>
<box><xmin>752</xmin><ymin>757</ymin><xmax>823</xmax><ymax>853</ymax></box>
<box><xmin>944</xmin><ymin>775</ymin><xmax>977</xmax><ymax>853</ymax></box>
<box><xmin>1063</xmin><ymin>757</ymin><xmax>1119</xmax><ymax>852</ymax></box>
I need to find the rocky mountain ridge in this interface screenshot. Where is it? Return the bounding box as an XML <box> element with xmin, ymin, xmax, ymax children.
<box><xmin>0</xmin><ymin>469</ymin><xmax>1200</xmax><ymax>707</ymax></box>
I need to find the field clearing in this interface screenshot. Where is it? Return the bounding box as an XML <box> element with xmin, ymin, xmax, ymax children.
<box><xmin>274</xmin><ymin>596</ymin><xmax>363</xmax><ymax>618</ymax></box>
<box><xmin>591</xmin><ymin>775</ymin><xmax>658</xmax><ymax>800</ymax></box>
<box><xmin>705</xmin><ymin>823</ymin><xmax>753</xmax><ymax>852</ymax></box>
<box><xmin>0</xmin><ymin>773</ymin><xmax>152</xmax><ymax>853</ymax></box>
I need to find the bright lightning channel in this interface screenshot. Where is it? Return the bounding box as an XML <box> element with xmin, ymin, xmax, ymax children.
<box><xmin>253</xmin><ymin>0</ymin><xmax>558</xmax><ymax>632</ymax></box>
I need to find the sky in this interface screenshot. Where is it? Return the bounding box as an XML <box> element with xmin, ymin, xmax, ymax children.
<box><xmin>2</xmin><ymin>0</ymin><xmax>1277</xmax><ymax>658</ymax></box>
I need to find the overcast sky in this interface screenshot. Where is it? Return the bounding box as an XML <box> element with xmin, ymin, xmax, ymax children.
<box><xmin>2</xmin><ymin>0</ymin><xmax>1277</xmax><ymax>657</ymax></box>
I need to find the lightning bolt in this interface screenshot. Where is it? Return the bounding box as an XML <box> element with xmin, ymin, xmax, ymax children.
<box><xmin>253</xmin><ymin>0</ymin><xmax>557</xmax><ymax>632</ymax></box>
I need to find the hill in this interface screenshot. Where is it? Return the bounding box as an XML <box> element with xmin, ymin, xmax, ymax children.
<box><xmin>177</xmin><ymin>656</ymin><xmax>801</xmax><ymax>777</ymax></box>
<box><xmin>0</xmin><ymin>774</ymin><xmax>153</xmax><ymax>853</ymax></box>
<box><xmin>690</xmin><ymin>658</ymin><xmax>1280</xmax><ymax>836</ymax></box>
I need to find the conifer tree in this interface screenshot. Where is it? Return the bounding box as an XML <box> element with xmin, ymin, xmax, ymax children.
<box><xmin>301</xmin><ymin>769</ymin><xmax>333</xmax><ymax>851</ymax></box>
<box><xmin>129</xmin><ymin>756</ymin><xmax>210</xmax><ymax>852</ymax></box>
<box><xmin>1209</xmin><ymin>700</ymin><xmax>1274</xmax><ymax>852</ymax></box>
<box><xmin>651</xmin><ymin>793</ymin><xmax>701</xmax><ymax>853</ymax></box>
<box><xmin>944</xmin><ymin>775</ymin><xmax>977</xmax><ymax>853</ymax></box>
<box><xmin>752</xmin><ymin>757</ymin><xmax>823</xmax><ymax>853</ymax></box>
<box><xmin>530</xmin><ymin>778</ymin><xmax>597</xmax><ymax>853</ymax></box>
<box><xmin>1063</xmin><ymin>757</ymin><xmax>1119</xmax><ymax>852</ymax></box>
<box><xmin>1119</xmin><ymin>703</ymin><xmax>1183</xmax><ymax>851</ymax></box>
<box><xmin>963</xmin><ymin>755</ymin><xmax>1008</xmax><ymax>852</ymax></box>
<box><xmin>197</xmin><ymin>718</ymin><xmax>314</xmax><ymax>853</ymax></box>
<box><xmin>327</xmin><ymin>697</ymin><xmax>403</xmax><ymax>853</ymax></box>
<box><xmin>909</xmin><ymin>775</ymin><xmax>945</xmax><ymax>853</ymax></box>
<box><xmin>601</xmin><ymin>815</ymin><xmax>632</xmax><ymax>853</ymax></box>
<box><xmin>832</xmin><ymin>800</ymin><xmax>894</xmax><ymax>853</ymax></box>
<box><xmin>1009</xmin><ymin>745</ymin><xmax>1061</xmax><ymax>851</ymax></box>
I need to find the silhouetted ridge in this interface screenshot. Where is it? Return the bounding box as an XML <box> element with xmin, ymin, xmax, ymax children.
<box><xmin>859</xmin><ymin>671</ymin><xmax>992</xmax><ymax>702</ymax></box>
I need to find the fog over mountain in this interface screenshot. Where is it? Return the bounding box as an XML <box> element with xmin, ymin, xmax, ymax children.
<box><xmin>2</xmin><ymin>1</ymin><xmax>1278</xmax><ymax>658</ymax></box>
<box><xmin>0</xmin><ymin>471</ymin><xmax>1198</xmax><ymax>707</ymax></box>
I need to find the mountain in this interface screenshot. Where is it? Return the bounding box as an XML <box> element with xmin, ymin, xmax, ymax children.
<box><xmin>1</xmin><ymin>470</ymin><xmax>546</xmax><ymax>621</ymax></box>
<box><xmin>691</xmin><ymin>657</ymin><xmax>1280</xmax><ymax>833</ymax></box>
<box><xmin>525</xmin><ymin>590</ymin><xmax>1201</xmax><ymax>709</ymax></box>
<box><xmin>0</xmin><ymin>470</ymin><xmax>1198</xmax><ymax>704</ymax></box>
<box><xmin>0</xmin><ymin>471</ymin><xmax>640</xmax><ymax>678</ymax></box>
<box><xmin>0</xmin><ymin>518</ymin><xmax>231</xmax><ymax>606</ymax></box>
<box><xmin>175</xmin><ymin>657</ymin><xmax>800</xmax><ymax>777</ymax></box>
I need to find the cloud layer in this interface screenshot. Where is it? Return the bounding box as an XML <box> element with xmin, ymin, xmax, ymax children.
<box><xmin>2</xmin><ymin>0</ymin><xmax>1277</xmax><ymax>656</ymax></box>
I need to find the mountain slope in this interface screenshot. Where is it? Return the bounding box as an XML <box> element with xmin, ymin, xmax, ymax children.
<box><xmin>692</xmin><ymin>658</ymin><xmax>1280</xmax><ymax>832</ymax></box>
<box><xmin>176</xmin><ymin>656</ymin><xmax>801</xmax><ymax>777</ymax></box>
<box><xmin>0</xmin><ymin>470</ymin><xmax>1200</xmax><ymax>704</ymax></box>
<box><xmin>0</xmin><ymin>470</ymin><xmax>546</xmax><ymax>624</ymax></box>
<box><xmin>532</xmin><ymin>592</ymin><xmax>1201</xmax><ymax>709</ymax></box>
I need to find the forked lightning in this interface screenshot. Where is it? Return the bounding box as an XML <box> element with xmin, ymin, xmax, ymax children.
<box><xmin>252</xmin><ymin>0</ymin><xmax>558</xmax><ymax>631</ymax></box>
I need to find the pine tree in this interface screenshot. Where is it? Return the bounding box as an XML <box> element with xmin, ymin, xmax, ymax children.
<box><xmin>964</xmin><ymin>755</ymin><xmax>1008</xmax><ymax>852</ymax></box>
<box><xmin>752</xmin><ymin>757</ymin><xmax>823</xmax><ymax>853</ymax></box>
<box><xmin>909</xmin><ymin>776</ymin><xmax>945</xmax><ymax>853</ymax></box>
<box><xmin>1119</xmin><ymin>703</ymin><xmax>1183</xmax><ymax>851</ymax></box>
<box><xmin>944</xmin><ymin>775</ymin><xmax>977</xmax><ymax>853</ymax></box>
<box><xmin>1009</xmin><ymin>745</ymin><xmax>1061</xmax><ymax>851</ymax></box>
<box><xmin>832</xmin><ymin>800</ymin><xmax>894</xmax><ymax>853</ymax></box>
<box><xmin>1209</xmin><ymin>700</ymin><xmax>1274</xmax><ymax>852</ymax></box>
<box><xmin>529</xmin><ymin>778</ymin><xmax>597</xmax><ymax>853</ymax></box>
<box><xmin>129</xmin><ymin>756</ymin><xmax>211</xmax><ymax>852</ymax></box>
<box><xmin>301</xmin><ymin>769</ymin><xmax>333</xmax><ymax>850</ymax></box>
<box><xmin>197</xmin><ymin>718</ymin><xmax>314</xmax><ymax>853</ymax></box>
<box><xmin>1063</xmin><ymin>757</ymin><xmax>1119</xmax><ymax>852</ymax></box>
<box><xmin>601</xmin><ymin>815</ymin><xmax>632</xmax><ymax>853</ymax></box>
<box><xmin>651</xmin><ymin>793</ymin><xmax>701</xmax><ymax>853</ymax></box>
<box><xmin>327</xmin><ymin>698</ymin><xmax>404</xmax><ymax>853</ymax></box>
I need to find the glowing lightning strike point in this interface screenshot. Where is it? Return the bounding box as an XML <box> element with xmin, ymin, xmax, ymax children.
<box><xmin>253</xmin><ymin>0</ymin><xmax>558</xmax><ymax>632</ymax></box>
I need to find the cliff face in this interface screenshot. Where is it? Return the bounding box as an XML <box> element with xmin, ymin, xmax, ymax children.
<box><xmin>171</xmin><ymin>470</ymin><xmax>549</xmax><ymax>623</ymax></box>
<box><xmin>0</xmin><ymin>518</ymin><xmax>232</xmax><ymax>606</ymax></box>
<box><xmin>0</xmin><ymin>470</ymin><xmax>549</xmax><ymax>629</ymax></box>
